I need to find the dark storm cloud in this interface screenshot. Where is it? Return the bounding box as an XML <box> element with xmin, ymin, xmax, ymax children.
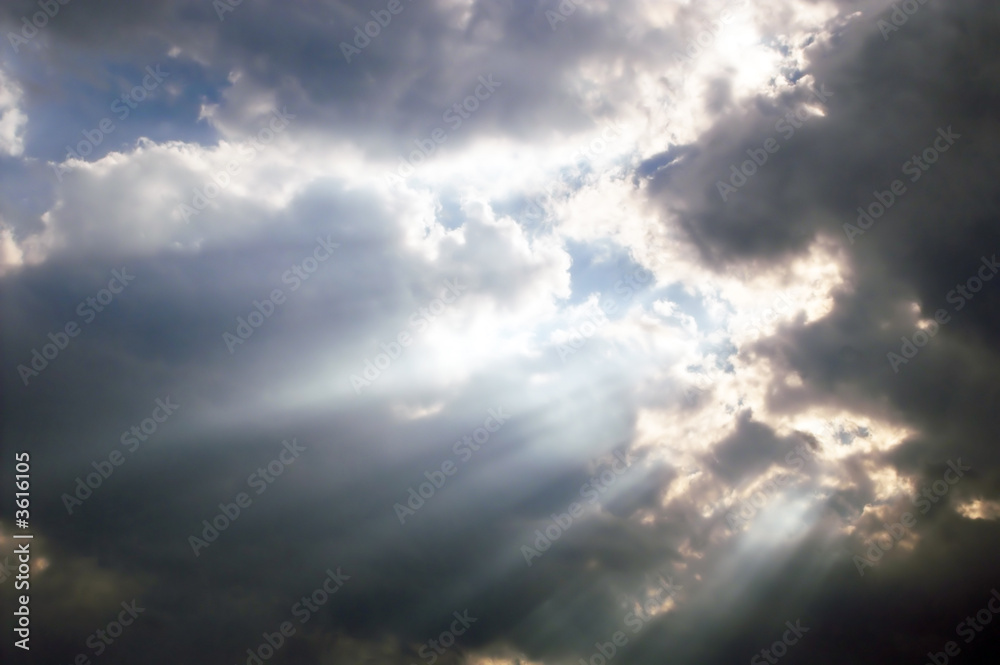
<box><xmin>2</xmin><ymin>0</ymin><xmax>652</xmax><ymax>159</ymax></box>
<box><xmin>0</xmin><ymin>156</ymin><xmax>628</xmax><ymax>664</ymax></box>
<box><xmin>635</xmin><ymin>0</ymin><xmax>1000</xmax><ymax>663</ymax></box>
<box><xmin>702</xmin><ymin>410</ymin><xmax>819</xmax><ymax>485</ymax></box>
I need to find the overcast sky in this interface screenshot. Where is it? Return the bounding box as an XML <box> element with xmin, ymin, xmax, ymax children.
<box><xmin>2</xmin><ymin>0</ymin><xmax>1000</xmax><ymax>663</ymax></box>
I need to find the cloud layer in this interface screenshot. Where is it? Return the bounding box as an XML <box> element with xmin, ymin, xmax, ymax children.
<box><xmin>2</xmin><ymin>1</ymin><xmax>1000</xmax><ymax>664</ymax></box>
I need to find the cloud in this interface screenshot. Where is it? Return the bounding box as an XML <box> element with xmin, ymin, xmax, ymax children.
<box><xmin>2</xmin><ymin>1</ymin><xmax>1000</xmax><ymax>664</ymax></box>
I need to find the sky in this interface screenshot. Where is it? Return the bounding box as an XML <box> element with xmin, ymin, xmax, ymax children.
<box><xmin>1</xmin><ymin>0</ymin><xmax>1000</xmax><ymax>663</ymax></box>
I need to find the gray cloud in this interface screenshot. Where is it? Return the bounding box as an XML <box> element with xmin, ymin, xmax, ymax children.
<box><xmin>2</xmin><ymin>0</ymin><xmax>1000</xmax><ymax>664</ymax></box>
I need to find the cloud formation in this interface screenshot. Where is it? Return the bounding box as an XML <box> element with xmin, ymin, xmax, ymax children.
<box><xmin>2</xmin><ymin>0</ymin><xmax>1000</xmax><ymax>663</ymax></box>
